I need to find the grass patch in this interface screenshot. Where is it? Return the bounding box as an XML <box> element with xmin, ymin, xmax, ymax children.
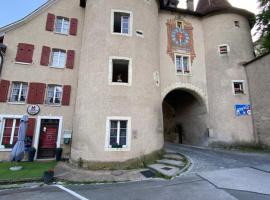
<box><xmin>210</xmin><ymin>142</ymin><xmax>270</xmax><ymax>153</ymax></box>
<box><xmin>0</xmin><ymin>161</ymin><xmax>57</xmax><ymax>182</ymax></box>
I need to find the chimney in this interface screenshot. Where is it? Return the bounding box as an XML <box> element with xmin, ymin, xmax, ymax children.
<box><xmin>186</xmin><ymin>0</ymin><xmax>194</xmax><ymax>11</ymax></box>
<box><xmin>164</xmin><ymin>0</ymin><xmax>179</xmax><ymax>8</ymax></box>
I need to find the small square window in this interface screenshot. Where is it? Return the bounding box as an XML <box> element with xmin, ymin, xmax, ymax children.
<box><xmin>9</xmin><ymin>82</ymin><xmax>28</xmax><ymax>103</ymax></box>
<box><xmin>176</xmin><ymin>21</ymin><xmax>183</xmax><ymax>29</ymax></box>
<box><xmin>175</xmin><ymin>54</ymin><xmax>190</xmax><ymax>75</ymax></box>
<box><xmin>109</xmin><ymin>57</ymin><xmax>132</xmax><ymax>86</ymax></box>
<box><xmin>55</xmin><ymin>17</ymin><xmax>70</xmax><ymax>34</ymax></box>
<box><xmin>219</xmin><ymin>45</ymin><xmax>229</xmax><ymax>55</ymax></box>
<box><xmin>112</xmin><ymin>11</ymin><xmax>132</xmax><ymax>35</ymax></box>
<box><xmin>51</xmin><ymin>49</ymin><xmax>66</xmax><ymax>68</ymax></box>
<box><xmin>233</xmin><ymin>81</ymin><xmax>244</xmax><ymax>95</ymax></box>
<box><xmin>234</xmin><ymin>21</ymin><xmax>240</xmax><ymax>28</ymax></box>
<box><xmin>46</xmin><ymin>85</ymin><xmax>63</xmax><ymax>105</ymax></box>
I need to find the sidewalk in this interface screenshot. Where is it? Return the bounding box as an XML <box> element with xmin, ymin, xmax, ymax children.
<box><xmin>54</xmin><ymin>162</ymin><xmax>148</xmax><ymax>183</ymax></box>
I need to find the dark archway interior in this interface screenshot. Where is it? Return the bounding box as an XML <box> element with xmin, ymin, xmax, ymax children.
<box><xmin>162</xmin><ymin>89</ymin><xmax>208</xmax><ymax>146</ymax></box>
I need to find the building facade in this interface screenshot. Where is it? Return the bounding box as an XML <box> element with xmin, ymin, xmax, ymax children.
<box><xmin>0</xmin><ymin>0</ymin><xmax>256</xmax><ymax>164</ymax></box>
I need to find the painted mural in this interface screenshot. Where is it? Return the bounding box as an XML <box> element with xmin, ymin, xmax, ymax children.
<box><xmin>166</xmin><ymin>18</ymin><xmax>196</xmax><ymax>63</ymax></box>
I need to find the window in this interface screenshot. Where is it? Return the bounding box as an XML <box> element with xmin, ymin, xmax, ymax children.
<box><xmin>0</xmin><ymin>118</ymin><xmax>20</xmax><ymax>149</ymax></box>
<box><xmin>176</xmin><ymin>21</ymin><xmax>183</xmax><ymax>29</ymax></box>
<box><xmin>112</xmin><ymin>10</ymin><xmax>132</xmax><ymax>35</ymax></box>
<box><xmin>233</xmin><ymin>81</ymin><xmax>245</xmax><ymax>95</ymax></box>
<box><xmin>219</xmin><ymin>44</ymin><xmax>230</xmax><ymax>55</ymax></box>
<box><xmin>234</xmin><ymin>21</ymin><xmax>240</xmax><ymax>28</ymax></box>
<box><xmin>175</xmin><ymin>54</ymin><xmax>190</xmax><ymax>75</ymax></box>
<box><xmin>50</xmin><ymin>49</ymin><xmax>66</xmax><ymax>68</ymax></box>
<box><xmin>46</xmin><ymin>85</ymin><xmax>63</xmax><ymax>105</ymax></box>
<box><xmin>105</xmin><ymin>117</ymin><xmax>131</xmax><ymax>150</ymax></box>
<box><xmin>55</xmin><ymin>17</ymin><xmax>70</xmax><ymax>34</ymax></box>
<box><xmin>9</xmin><ymin>82</ymin><xmax>28</xmax><ymax>103</ymax></box>
<box><xmin>109</xmin><ymin>57</ymin><xmax>132</xmax><ymax>86</ymax></box>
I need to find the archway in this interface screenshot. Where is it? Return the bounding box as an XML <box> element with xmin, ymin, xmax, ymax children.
<box><xmin>162</xmin><ymin>88</ymin><xmax>208</xmax><ymax>146</ymax></box>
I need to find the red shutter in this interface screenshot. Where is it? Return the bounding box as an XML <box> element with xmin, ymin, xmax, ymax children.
<box><xmin>40</xmin><ymin>46</ymin><xmax>51</xmax><ymax>66</ymax></box>
<box><xmin>15</xmin><ymin>43</ymin><xmax>34</xmax><ymax>63</ymax></box>
<box><xmin>70</xmin><ymin>18</ymin><xmax>78</xmax><ymax>35</ymax></box>
<box><xmin>46</xmin><ymin>13</ymin><xmax>55</xmax><ymax>31</ymax></box>
<box><xmin>62</xmin><ymin>85</ymin><xmax>71</xmax><ymax>106</ymax></box>
<box><xmin>66</xmin><ymin>50</ymin><xmax>75</xmax><ymax>69</ymax></box>
<box><xmin>0</xmin><ymin>80</ymin><xmax>10</xmax><ymax>102</ymax></box>
<box><xmin>36</xmin><ymin>83</ymin><xmax>46</xmax><ymax>104</ymax></box>
<box><xmin>27</xmin><ymin>118</ymin><xmax>36</xmax><ymax>137</ymax></box>
<box><xmin>27</xmin><ymin>83</ymin><xmax>46</xmax><ymax>104</ymax></box>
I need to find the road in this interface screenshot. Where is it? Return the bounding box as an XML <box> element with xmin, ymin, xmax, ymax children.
<box><xmin>1</xmin><ymin>144</ymin><xmax>270</xmax><ymax>200</ymax></box>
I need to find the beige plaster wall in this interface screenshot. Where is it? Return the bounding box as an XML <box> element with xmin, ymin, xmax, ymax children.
<box><xmin>71</xmin><ymin>0</ymin><xmax>164</xmax><ymax>162</ymax></box>
<box><xmin>0</xmin><ymin>0</ymin><xmax>84</xmax><ymax>158</ymax></box>
<box><xmin>203</xmin><ymin>13</ymin><xmax>255</xmax><ymax>143</ymax></box>
<box><xmin>245</xmin><ymin>54</ymin><xmax>270</xmax><ymax>145</ymax></box>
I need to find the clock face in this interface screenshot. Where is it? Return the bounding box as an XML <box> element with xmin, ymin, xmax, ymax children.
<box><xmin>171</xmin><ymin>28</ymin><xmax>190</xmax><ymax>46</ymax></box>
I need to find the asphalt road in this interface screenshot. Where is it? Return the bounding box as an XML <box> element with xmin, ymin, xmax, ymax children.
<box><xmin>1</xmin><ymin>144</ymin><xmax>270</xmax><ymax>200</ymax></box>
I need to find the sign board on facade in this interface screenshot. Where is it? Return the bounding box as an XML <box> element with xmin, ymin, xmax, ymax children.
<box><xmin>235</xmin><ymin>104</ymin><xmax>251</xmax><ymax>116</ymax></box>
<box><xmin>27</xmin><ymin>105</ymin><xmax>40</xmax><ymax>116</ymax></box>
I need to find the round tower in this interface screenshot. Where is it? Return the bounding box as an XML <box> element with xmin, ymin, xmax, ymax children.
<box><xmin>71</xmin><ymin>0</ymin><xmax>163</xmax><ymax>166</ymax></box>
<box><xmin>199</xmin><ymin>0</ymin><xmax>256</xmax><ymax>143</ymax></box>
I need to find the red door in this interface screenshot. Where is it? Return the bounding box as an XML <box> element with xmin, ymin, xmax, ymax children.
<box><xmin>37</xmin><ymin>119</ymin><xmax>59</xmax><ymax>159</ymax></box>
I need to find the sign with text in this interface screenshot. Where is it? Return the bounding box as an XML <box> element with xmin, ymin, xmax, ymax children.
<box><xmin>235</xmin><ymin>104</ymin><xmax>251</xmax><ymax>116</ymax></box>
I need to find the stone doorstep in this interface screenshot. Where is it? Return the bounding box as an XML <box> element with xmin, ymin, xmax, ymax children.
<box><xmin>157</xmin><ymin>159</ymin><xmax>185</xmax><ymax>168</ymax></box>
<box><xmin>148</xmin><ymin>164</ymin><xmax>180</xmax><ymax>177</ymax></box>
<box><xmin>163</xmin><ymin>154</ymin><xmax>184</xmax><ymax>161</ymax></box>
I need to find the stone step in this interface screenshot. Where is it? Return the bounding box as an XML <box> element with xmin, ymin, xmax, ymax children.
<box><xmin>164</xmin><ymin>154</ymin><xmax>184</xmax><ymax>161</ymax></box>
<box><xmin>148</xmin><ymin>164</ymin><xmax>180</xmax><ymax>177</ymax></box>
<box><xmin>157</xmin><ymin>159</ymin><xmax>185</xmax><ymax>168</ymax></box>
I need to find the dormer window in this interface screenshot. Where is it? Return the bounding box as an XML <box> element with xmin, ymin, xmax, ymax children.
<box><xmin>55</xmin><ymin>17</ymin><xmax>70</xmax><ymax>35</ymax></box>
<box><xmin>111</xmin><ymin>10</ymin><xmax>132</xmax><ymax>36</ymax></box>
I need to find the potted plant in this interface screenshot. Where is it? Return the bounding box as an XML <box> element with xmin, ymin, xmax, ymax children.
<box><xmin>112</xmin><ymin>143</ymin><xmax>123</xmax><ymax>149</ymax></box>
<box><xmin>43</xmin><ymin>169</ymin><xmax>54</xmax><ymax>184</ymax></box>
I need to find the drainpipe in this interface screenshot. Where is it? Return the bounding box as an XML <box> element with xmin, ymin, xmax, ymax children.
<box><xmin>0</xmin><ymin>43</ymin><xmax>7</xmax><ymax>77</ymax></box>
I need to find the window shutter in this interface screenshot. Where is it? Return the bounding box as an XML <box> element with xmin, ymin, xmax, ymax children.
<box><xmin>66</xmin><ymin>50</ymin><xmax>75</xmax><ymax>69</ymax></box>
<box><xmin>70</xmin><ymin>18</ymin><xmax>78</xmax><ymax>35</ymax></box>
<box><xmin>27</xmin><ymin>118</ymin><xmax>36</xmax><ymax>137</ymax></box>
<box><xmin>62</xmin><ymin>85</ymin><xmax>71</xmax><ymax>106</ymax></box>
<box><xmin>40</xmin><ymin>46</ymin><xmax>51</xmax><ymax>66</ymax></box>
<box><xmin>36</xmin><ymin>83</ymin><xmax>46</xmax><ymax>104</ymax></box>
<box><xmin>0</xmin><ymin>80</ymin><xmax>10</xmax><ymax>102</ymax></box>
<box><xmin>27</xmin><ymin>82</ymin><xmax>46</xmax><ymax>104</ymax></box>
<box><xmin>46</xmin><ymin>13</ymin><xmax>55</xmax><ymax>31</ymax></box>
<box><xmin>15</xmin><ymin>43</ymin><xmax>34</xmax><ymax>63</ymax></box>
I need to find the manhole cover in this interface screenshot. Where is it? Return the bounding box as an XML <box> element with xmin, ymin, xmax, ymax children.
<box><xmin>162</xmin><ymin>167</ymin><xmax>172</xmax><ymax>171</ymax></box>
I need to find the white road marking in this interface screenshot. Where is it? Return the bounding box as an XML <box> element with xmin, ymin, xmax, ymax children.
<box><xmin>55</xmin><ymin>185</ymin><xmax>89</xmax><ymax>200</ymax></box>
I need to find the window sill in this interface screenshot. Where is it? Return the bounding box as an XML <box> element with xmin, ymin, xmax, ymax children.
<box><xmin>111</xmin><ymin>32</ymin><xmax>132</xmax><ymax>37</ymax></box>
<box><xmin>15</xmin><ymin>62</ymin><xmax>32</xmax><ymax>65</ymax></box>
<box><xmin>7</xmin><ymin>102</ymin><xmax>26</xmax><ymax>105</ymax></box>
<box><xmin>49</xmin><ymin>65</ymin><xmax>65</xmax><ymax>69</ymax></box>
<box><xmin>105</xmin><ymin>147</ymin><xmax>130</xmax><ymax>152</ymax></box>
<box><xmin>176</xmin><ymin>73</ymin><xmax>192</xmax><ymax>76</ymax></box>
<box><xmin>110</xmin><ymin>82</ymin><xmax>131</xmax><ymax>87</ymax></box>
<box><xmin>234</xmin><ymin>93</ymin><xmax>246</xmax><ymax>96</ymax></box>
<box><xmin>45</xmin><ymin>104</ymin><xmax>62</xmax><ymax>107</ymax></box>
<box><xmin>54</xmin><ymin>32</ymin><xmax>69</xmax><ymax>36</ymax></box>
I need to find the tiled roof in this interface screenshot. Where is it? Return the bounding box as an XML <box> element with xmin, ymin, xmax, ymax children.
<box><xmin>196</xmin><ymin>0</ymin><xmax>232</xmax><ymax>14</ymax></box>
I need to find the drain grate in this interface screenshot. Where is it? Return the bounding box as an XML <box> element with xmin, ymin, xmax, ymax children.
<box><xmin>162</xmin><ymin>167</ymin><xmax>172</xmax><ymax>171</ymax></box>
<box><xmin>141</xmin><ymin>170</ymin><xmax>155</xmax><ymax>178</ymax></box>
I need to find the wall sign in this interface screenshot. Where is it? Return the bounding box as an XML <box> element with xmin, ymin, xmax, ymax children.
<box><xmin>27</xmin><ymin>105</ymin><xmax>40</xmax><ymax>116</ymax></box>
<box><xmin>235</xmin><ymin>104</ymin><xmax>251</xmax><ymax>116</ymax></box>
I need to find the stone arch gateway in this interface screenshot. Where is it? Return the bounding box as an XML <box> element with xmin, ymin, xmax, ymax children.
<box><xmin>162</xmin><ymin>85</ymin><xmax>209</xmax><ymax>146</ymax></box>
